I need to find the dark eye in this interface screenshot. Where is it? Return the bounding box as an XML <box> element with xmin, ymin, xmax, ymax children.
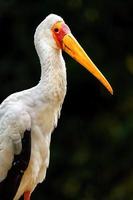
<box><xmin>54</xmin><ymin>28</ymin><xmax>59</xmax><ymax>33</ymax></box>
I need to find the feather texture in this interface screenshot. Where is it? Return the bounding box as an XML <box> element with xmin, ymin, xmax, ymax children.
<box><xmin>0</xmin><ymin>14</ymin><xmax>66</xmax><ymax>199</ymax></box>
<box><xmin>0</xmin><ymin>130</ymin><xmax>31</xmax><ymax>200</ymax></box>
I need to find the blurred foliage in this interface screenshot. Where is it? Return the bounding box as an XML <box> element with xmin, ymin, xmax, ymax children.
<box><xmin>0</xmin><ymin>0</ymin><xmax>133</xmax><ymax>199</ymax></box>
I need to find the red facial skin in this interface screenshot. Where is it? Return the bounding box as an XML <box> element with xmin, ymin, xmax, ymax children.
<box><xmin>52</xmin><ymin>22</ymin><xmax>70</xmax><ymax>49</ymax></box>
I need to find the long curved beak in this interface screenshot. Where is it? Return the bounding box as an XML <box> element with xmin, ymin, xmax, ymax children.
<box><xmin>62</xmin><ymin>34</ymin><xmax>113</xmax><ymax>95</ymax></box>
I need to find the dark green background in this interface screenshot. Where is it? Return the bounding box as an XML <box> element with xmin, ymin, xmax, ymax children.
<box><xmin>0</xmin><ymin>0</ymin><xmax>133</xmax><ymax>199</ymax></box>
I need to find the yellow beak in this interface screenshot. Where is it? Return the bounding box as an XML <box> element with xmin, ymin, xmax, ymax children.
<box><xmin>62</xmin><ymin>34</ymin><xmax>113</xmax><ymax>95</ymax></box>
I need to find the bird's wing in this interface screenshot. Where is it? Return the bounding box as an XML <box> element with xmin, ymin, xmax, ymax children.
<box><xmin>0</xmin><ymin>106</ymin><xmax>31</xmax><ymax>200</ymax></box>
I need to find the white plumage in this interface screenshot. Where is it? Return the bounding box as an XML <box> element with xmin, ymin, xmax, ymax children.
<box><xmin>0</xmin><ymin>14</ymin><xmax>66</xmax><ymax>199</ymax></box>
<box><xmin>0</xmin><ymin>13</ymin><xmax>113</xmax><ymax>200</ymax></box>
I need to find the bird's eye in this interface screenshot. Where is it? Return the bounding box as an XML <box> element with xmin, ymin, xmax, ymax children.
<box><xmin>54</xmin><ymin>28</ymin><xmax>59</xmax><ymax>33</ymax></box>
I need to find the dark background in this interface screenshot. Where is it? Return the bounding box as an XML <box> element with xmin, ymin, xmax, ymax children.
<box><xmin>0</xmin><ymin>0</ymin><xmax>133</xmax><ymax>199</ymax></box>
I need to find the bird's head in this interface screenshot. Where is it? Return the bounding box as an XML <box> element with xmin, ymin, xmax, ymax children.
<box><xmin>35</xmin><ymin>14</ymin><xmax>113</xmax><ymax>95</ymax></box>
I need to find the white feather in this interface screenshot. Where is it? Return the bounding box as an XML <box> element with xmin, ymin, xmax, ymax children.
<box><xmin>0</xmin><ymin>14</ymin><xmax>67</xmax><ymax>199</ymax></box>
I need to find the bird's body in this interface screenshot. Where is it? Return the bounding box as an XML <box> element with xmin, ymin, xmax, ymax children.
<box><xmin>0</xmin><ymin>28</ymin><xmax>66</xmax><ymax>199</ymax></box>
<box><xmin>0</xmin><ymin>14</ymin><xmax>113</xmax><ymax>199</ymax></box>
<box><xmin>15</xmin><ymin>45</ymin><xmax>66</xmax><ymax>200</ymax></box>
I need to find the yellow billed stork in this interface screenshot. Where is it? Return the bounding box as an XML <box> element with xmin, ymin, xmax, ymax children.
<box><xmin>0</xmin><ymin>14</ymin><xmax>113</xmax><ymax>200</ymax></box>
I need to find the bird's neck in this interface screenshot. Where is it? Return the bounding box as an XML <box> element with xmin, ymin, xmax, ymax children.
<box><xmin>34</xmin><ymin>40</ymin><xmax>67</xmax><ymax>104</ymax></box>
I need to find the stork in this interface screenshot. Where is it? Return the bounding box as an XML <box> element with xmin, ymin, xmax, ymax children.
<box><xmin>0</xmin><ymin>14</ymin><xmax>113</xmax><ymax>200</ymax></box>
